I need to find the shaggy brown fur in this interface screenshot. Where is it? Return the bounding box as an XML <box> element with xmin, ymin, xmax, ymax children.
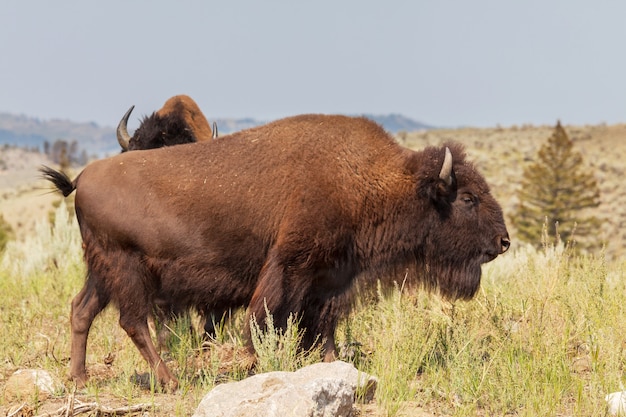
<box><xmin>41</xmin><ymin>114</ymin><xmax>510</xmax><ymax>390</ymax></box>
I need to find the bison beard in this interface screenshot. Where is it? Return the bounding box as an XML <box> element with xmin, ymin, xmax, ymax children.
<box><xmin>41</xmin><ymin>114</ymin><xmax>510</xmax><ymax>390</ymax></box>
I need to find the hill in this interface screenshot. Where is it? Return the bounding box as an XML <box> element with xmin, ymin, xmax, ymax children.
<box><xmin>0</xmin><ymin>113</ymin><xmax>116</xmax><ymax>155</ymax></box>
<box><xmin>0</xmin><ymin>112</ymin><xmax>431</xmax><ymax>156</ymax></box>
<box><xmin>361</xmin><ymin>113</ymin><xmax>432</xmax><ymax>132</ymax></box>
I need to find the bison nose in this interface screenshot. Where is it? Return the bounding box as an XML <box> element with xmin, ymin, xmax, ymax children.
<box><xmin>500</xmin><ymin>236</ymin><xmax>511</xmax><ymax>254</ymax></box>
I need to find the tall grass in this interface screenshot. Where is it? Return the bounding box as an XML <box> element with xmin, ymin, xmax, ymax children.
<box><xmin>342</xmin><ymin>241</ymin><xmax>626</xmax><ymax>416</ymax></box>
<box><xmin>1</xmin><ymin>204</ymin><xmax>625</xmax><ymax>416</ymax></box>
<box><xmin>249</xmin><ymin>303</ymin><xmax>323</xmax><ymax>373</ymax></box>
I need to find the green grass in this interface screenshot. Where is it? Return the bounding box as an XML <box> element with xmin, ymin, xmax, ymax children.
<box><xmin>1</xmin><ymin>203</ymin><xmax>625</xmax><ymax>416</ymax></box>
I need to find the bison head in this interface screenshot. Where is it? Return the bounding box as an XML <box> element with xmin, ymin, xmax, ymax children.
<box><xmin>117</xmin><ymin>95</ymin><xmax>217</xmax><ymax>151</ymax></box>
<box><xmin>415</xmin><ymin>143</ymin><xmax>510</xmax><ymax>300</ymax></box>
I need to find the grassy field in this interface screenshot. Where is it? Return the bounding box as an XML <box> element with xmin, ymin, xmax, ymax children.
<box><xmin>1</xmin><ymin>123</ymin><xmax>625</xmax><ymax>415</ymax></box>
<box><xmin>1</xmin><ymin>202</ymin><xmax>625</xmax><ymax>416</ymax></box>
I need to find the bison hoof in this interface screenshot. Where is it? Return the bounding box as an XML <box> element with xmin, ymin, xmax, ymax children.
<box><xmin>130</xmin><ymin>371</ymin><xmax>179</xmax><ymax>392</ymax></box>
<box><xmin>71</xmin><ymin>375</ymin><xmax>87</xmax><ymax>390</ymax></box>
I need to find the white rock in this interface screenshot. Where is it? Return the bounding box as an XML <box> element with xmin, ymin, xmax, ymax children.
<box><xmin>606</xmin><ymin>391</ymin><xmax>626</xmax><ymax>416</ymax></box>
<box><xmin>193</xmin><ymin>361</ymin><xmax>377</xmax><ymax>417</ymax></box>
<box><xmin>4</xmin><ymin>369</ymin><xmax>63</xmax><ymax>401</ymax></box>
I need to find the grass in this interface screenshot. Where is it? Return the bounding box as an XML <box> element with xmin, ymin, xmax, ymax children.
<box><xmin>249</xmin><ymin>302</ymin><xmax>323</xmax><ymax>373</ymax></box>
<box><xmin>1</xmin><ymin>203</ymin><xmax>625</xmax><ymax>416</ymax></box>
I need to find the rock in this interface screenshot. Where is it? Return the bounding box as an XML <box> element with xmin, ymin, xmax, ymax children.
<box><xmin>193</xmin><ymin>361</ymin><xmax>377</xmax><ymax>417</ymax></box>
<box><xmin>3</xmin><ymin>369</ymin><xmax>63</xmax><ymax>402</ymax></box>
<box><xmin>606</xmin><ymin>391</ymin><xmax>626</xmax><ymax>416</ymax></box>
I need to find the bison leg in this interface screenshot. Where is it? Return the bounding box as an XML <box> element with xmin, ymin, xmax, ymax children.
<box><xmin>118</xmin><ymin>309</ymin><xmax>179</xmax><ymax>391</ymax></box>
<box><xmin>111</xmin><ymin>257</ymin><xmax>178</xmax><ymax>390</ymax></box>
<box><xmin>246</xmin><ymin>281</ymin><xmax>342</xmax><ymax>362</ymax></box>
<box><xmin>323</xmin><ymin>338</ymin><xmax>338</xmax><ymax>362</ymax></box>
<box><xmin>244</xmin><ymin>250</ymin><xmax>288</xmax><ymax>355</ymax></box>
<box><xmin>152</xmin><ymin>297</ymin><xmax>195</xmax><ymax>353</ymax></box>
<box><xmin>202</xmin><ymin>308</ymin><xmax>228</xmax><ymax>339</ymax></box>
<box><xmin>305</xmin><ymin>298</ymin><xmax>343</xmax><ymax>362</ymax></box>
<box><xmin>70</xmin><ymin>280</ymin><xmax>110</xmax><ymax>388</ymax></box>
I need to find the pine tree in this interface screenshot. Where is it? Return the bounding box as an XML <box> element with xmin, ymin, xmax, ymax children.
<box><xmin>512</xmin><ymin>121</ymin><xmax>601</xmax><ymax>249</ymax></box>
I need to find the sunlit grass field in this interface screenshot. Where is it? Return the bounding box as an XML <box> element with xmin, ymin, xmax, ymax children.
<box><xmin>1</xmin><ymin>203</ymin><xmax>625</xmax><ymax>416</ymax></box>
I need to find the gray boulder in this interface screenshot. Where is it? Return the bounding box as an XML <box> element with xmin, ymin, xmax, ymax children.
<box><xmin>193</xmin><ymin>361</ymin><xmax>377</xmax><ymax>417</ymax></box>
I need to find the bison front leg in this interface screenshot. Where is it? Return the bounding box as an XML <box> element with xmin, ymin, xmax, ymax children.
<box><xmin>312</xmin><ymin>299</ymin><xmax>343</xmax><ymax>362</ymax></box>
<box><xmin>246</xmin><ymin>278</ymin><xmax>343</xmax><ymax>363</ymax></box>
<box><xmin>245</xmin><ymin>245</ymin><xmax>348</xmax><ymax>363</ymax></box>
<box><xmin>70</xmin><ymin>282</ymin><xmax>109</xmax><ymax>388</ymax></box>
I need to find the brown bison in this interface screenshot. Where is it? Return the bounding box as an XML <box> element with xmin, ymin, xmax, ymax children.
<box><xmin>117</xmin><ymin>94</ymin><xmax>217</xmax><ymax>151</ymax></box>
<box><xmin>41</xmin><ymin>114</ymin><xmax>509</xmax><ymax>390</ymax></box>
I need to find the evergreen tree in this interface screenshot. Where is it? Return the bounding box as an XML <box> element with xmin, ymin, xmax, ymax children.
<box><xmin>512</xmin><ymin>121</ymin><xmax>601</xmax><ymax>249</ymax></box>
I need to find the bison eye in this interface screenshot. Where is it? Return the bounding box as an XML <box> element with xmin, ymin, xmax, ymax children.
<box><xmin>461</xmin><ymin>193</ymin><xmax>477</xmax><ymax>206</ymax></box>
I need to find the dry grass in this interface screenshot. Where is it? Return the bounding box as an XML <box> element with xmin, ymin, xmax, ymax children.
<box><xmin>2</xmin><ymin>206</ymin><xmax>624</xmax><ymax>416</ymax></box>
<box><xmin>1</xmin><ymin>123</ymin><xmax>625</xmax><ymax>416</ymax></box>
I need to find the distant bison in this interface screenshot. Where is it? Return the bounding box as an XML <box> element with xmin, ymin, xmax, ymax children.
<box><xmin>117</xmin><ymin>94</ymin><xmax>217</xmax><ymax>151</ymax></box>
<box><xmin>41</xmin><ymin>114</ymin><xmax>509</xmax><ymax>390</ymax></box>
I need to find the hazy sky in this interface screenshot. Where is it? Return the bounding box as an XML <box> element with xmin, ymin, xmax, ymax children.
<box><xmin>1</xmin><ymin>1</ymin><xmax>625</xmax><ymax>129</ymax></box>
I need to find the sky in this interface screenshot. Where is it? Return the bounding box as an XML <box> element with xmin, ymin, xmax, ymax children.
<box><xmin>1</xmin><ymin>1</ymin><xmax>625</xmax><ymax>130</ymax></box>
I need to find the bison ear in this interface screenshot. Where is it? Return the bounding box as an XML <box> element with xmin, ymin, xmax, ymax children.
<box><xmin>431</xmin><ymin>147</ymin><xmax>457</xmax><ymax>206</ymax></box>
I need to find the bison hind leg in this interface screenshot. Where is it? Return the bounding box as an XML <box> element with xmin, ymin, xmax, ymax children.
<box><xmin>115</xmin><ymin>277</ymin><xmax>179</xmax><ymax>390</ymax></box>
<box><xmin>118</xmin><ymin>310</ymin><xmax>178</xmax><ymax>391</ymax></box>
<box><xmin>70</xmin><ymin>276</ymin><xmax>110</xmax><ymax>387</ymax></box>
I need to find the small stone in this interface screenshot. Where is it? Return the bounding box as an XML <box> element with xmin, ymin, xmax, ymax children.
<box><xmin>607</xmin><ymin>391</ymin><xmax>626</xmax><ymax>416</ymax></box>
<box><xmin>3</xmin><ymin>369</ymin><xmax>63</xmax><ymax>402</ymax></box>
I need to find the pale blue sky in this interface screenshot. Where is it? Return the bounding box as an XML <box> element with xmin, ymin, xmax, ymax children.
<box><xmin>1</xmin><ymin>1</ymin><xmax>625</xmax><ymax>129</ymax></box>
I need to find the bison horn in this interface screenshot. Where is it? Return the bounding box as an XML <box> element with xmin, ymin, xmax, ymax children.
<box><xmin>212</xmin><ymin>121</ymin><xmax>218</xmax><ymax>139</ymax></box>
<box><xmin>439</xmin><ymin>147</ymin><xmax>453</xmax><ymax>185</ymax></box>
<box><xmin>116</xmin><ymin>105</ymin><xmax>134</xmax><ymax>151</ymax></box>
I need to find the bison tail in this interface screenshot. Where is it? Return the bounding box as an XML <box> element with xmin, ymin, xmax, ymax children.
<box><xmin>39</xmin><ymin>165</ymin><xmax>76</xmax><ymax>197</ymax></box>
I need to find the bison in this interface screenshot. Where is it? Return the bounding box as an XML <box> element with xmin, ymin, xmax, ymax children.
<box><xmin>116</xmin><ymin>94</ymin><xmax>217</xmax><ymax>152</ymax></box>
<box><xmin>41</xmin><ymin>114</ymin><xmax>510</xmax><ymax>390</ymax></box>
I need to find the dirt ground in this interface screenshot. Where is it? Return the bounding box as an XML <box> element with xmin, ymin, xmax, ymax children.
<box><xmin>1</xmin><ymin>392</ymin><xmax>435</xmax><ymax>417</ymax></box>
<box><xmin>1</xmin><ymin>396</ymin><xmax>435</xmax><ymax>417</ymax></box>
<box><xmin>0</xmin><ymin>357</ymin><xmax>436</xmax><ymax>417</ymax></box>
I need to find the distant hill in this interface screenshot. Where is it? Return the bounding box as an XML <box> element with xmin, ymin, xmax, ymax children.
<box><xmin>215</xmin><ymin>114</ymin><xmax>432</xmax><ymax>135</ymax></box>
<box><xmin>0</xmin><ymin>113</ymin><xmax>117</xmax><ymax>156</ymax></box>
<box><xmin>360</xmin><ymin>113</ymin><xmax>433</xmax><ymax>133</ymax></box>
<box><xmin>0</xmin><ymin>112</ymin><xmax>432</xmax><ymax>156</ymax></box>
